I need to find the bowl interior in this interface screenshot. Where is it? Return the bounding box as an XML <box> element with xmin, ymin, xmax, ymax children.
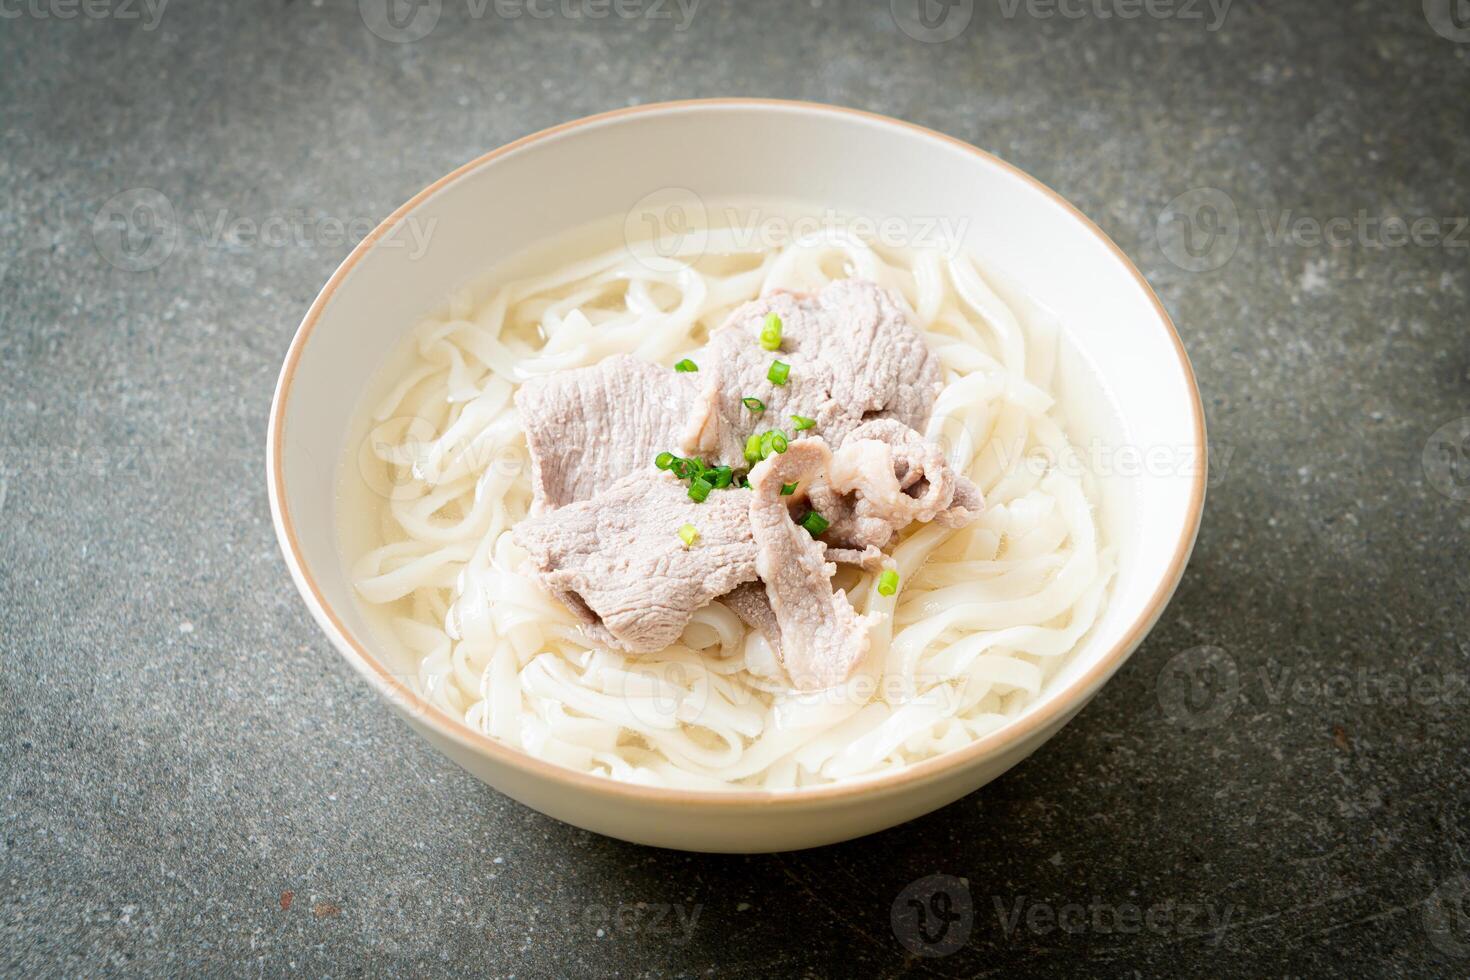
<box><xmin>273</xmin><ymin>101</ymin><xmax>1202</xmax><ymax>786</ymax></box>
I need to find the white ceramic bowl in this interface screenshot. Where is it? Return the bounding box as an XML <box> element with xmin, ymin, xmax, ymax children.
<box><xmin>268</xmin><ymin>99</ymin><xmax>1205</xmax><ymax>853</ymax></box>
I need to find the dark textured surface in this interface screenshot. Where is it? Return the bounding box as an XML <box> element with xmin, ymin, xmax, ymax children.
<box><xmin>3</xmin><ymin>1</ymin><xmax>1468</xmax><ymax>975</ymax></box>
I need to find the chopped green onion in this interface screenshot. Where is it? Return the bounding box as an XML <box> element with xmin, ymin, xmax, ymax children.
<box><xmin>686</xmin><ymin>458</ymin><xmax>707</xmax><ymax>480</ymax></box>
<box><xmin>655</xmin><ymin>451</ymin><xmax>675</xmax><ymax>470</ymax></box>
<box><xmin>790</xmin><ymin>414</ymin><xmax>815</xmax><ymax>431</ymax></box>
<box><xmin>670</xmin><ymin>458</ymin><xmax>692</xmax><ymax>479</ymax></box>
<box><xmin>742</xmin><ymin>397</ymin><xmax>766</xmax><ymax>413</ymax></box>
<box><xmin>674</xmin><ymin>358</ymin><xmax>698</xmax><ymax>373</ymax></box>
<box><xmin>759</xmin><ymin>312</ymin><xmax>783</xmax><ymax>351</ymax></box>
<box><xmin>678</xmin><ymin>523</ymin><xmax>699</xmax><ymax>547</ymax></box>
<box><xmin>877</xmin><ymin>569</ymin><xmax>900</xmax><ymax>596</ymax></box>
<box><xmin>799</xmin><ymin>510</ymin><xmax>830</xmax><ymax>537</ymax></box>
<box><xmin>767</xmin><ymin>360</ymin><xmax>790</xmax><ymax>386</ymax></box>
<box><xmin>711</xmin><ymin>466</ymin><xmax>734</xmax><ymax>489</ymax></box>
<box><xmin>688</xmin><ymin>478</ymin><xmax>713</xmax><ymax>503</ymax></box>
<box><xmin>780</xmin><ymin>482</ymin><xmax>798</xmax><ymax>496</ymax></box>
<box><xmin>769</xmin><ymin>432</ymin><xmax>788</xmax><ymax>454</ymax></box>
<box><xmin>744</xmin><ymin>432</ymin><xmax>764</xmax><ymax>465</ymax></box>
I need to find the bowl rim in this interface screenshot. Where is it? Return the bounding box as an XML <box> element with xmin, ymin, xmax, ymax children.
<box><xmin>267</xmin><ymin>97</ymin><xmax>1207</xmax><ymax>808</ymax></box>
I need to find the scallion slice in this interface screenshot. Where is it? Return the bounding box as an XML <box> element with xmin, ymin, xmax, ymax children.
<box><xmin>769</xmin><ymin>432</ymin><xmax>788</xmax><ymax>454</ymax></box>
<box><xmin>674</xmin><ymin>358</ymin><xmax>699</xmax><ymax>373</ymax></box>
<box><xmin>767</xmin><ymin>359</ymin><xmax>790</xmax><ymax>386</ymax></box>
<box><xmin>744</xmin><ymin>432</ymin><xmax>764</xmax><ymax>465</ymax></box>
<box><xmin>759</xmin><ymin>312</ymin><xmax>783</xmax><ymax>351</ymax></box>
<box><xmin>790</xmin><ymin>414</ymin><xmax>815</xmax><ymax>431</ymax></box>
<box><xmin>877</xmin><ymin>569</ymin><xmax>900</xmax><ymax>596</ymax></box>
<box><xmin>742</xmin><ymin>397</ymin><xmax>765</xmax><ymax>413</ymax></box>
<box><xmin>688</xmin><ymin>478</ymin><xmax>712</xmax><ymax>503</ymax></box>
<box><xmin>655</xmin><ymin>451</ymin><xmax>675</xmax><ymax>470</ymax></box>
<box><xmin>799</xmin><ymin>510</ymin><xmax>830</xmax><ymax>537</ymax></box>
<box><xmin>678</xmin><ymin>523</ymin><xmax>699</xmax><ymax>547</ymax></box>
<box><xmin>780</xmin><ymin>482</ymin><xmax>797</xmax><ymax>496</ymax></box>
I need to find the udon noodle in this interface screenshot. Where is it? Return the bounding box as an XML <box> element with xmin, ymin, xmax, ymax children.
<box><xmin>346</xmin><ymin>224</ymin><xmax>1114</xmax><ymax>789</ymax></box>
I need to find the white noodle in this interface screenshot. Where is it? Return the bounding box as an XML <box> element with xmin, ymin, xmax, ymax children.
<box><xmin>345</xmin><ymin>230</ymin><xmax>1115</xmax><ymax>789</ymax></box>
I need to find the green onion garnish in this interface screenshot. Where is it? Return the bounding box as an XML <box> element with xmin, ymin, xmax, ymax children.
<box><xmin>780</xmin><ymin>482</ymin><xmax>797</xmax><ymax>496</ymax></box>
<box><xmin>678</xmin><ymin>523</ymin><xmax>699</xmax><ymax>547</ymax></box>
<box><xmin>747</xmin><ymin>430</ymin><xmax>792</xmax><ymax>465</ymax></box>
<box><xmin>799</xmin><ymin>511</ymin><xmax>830</xmax><ymax>537</ymax></box>
<box><xmin>767</xmin><ymin>360</ymin><xmax>790</xmax><ymax>386</ymax></box>
<box><xmin>742</xmin><ymin>397</ymin><xmax>765</xmax><ymax>413</ymax></box>
<box><xmin>877</xmin><ymin>569</ymin><xmax>900</xmax><ymax>596</ymax></box>
<box><xmin>744</xmin><ymin>432</ymin><xmax>764</xmax><ymax>465</ymax></box>
<box><xmin>790</xmin><ymin>415</ymin><xmax>815</xmax><ymax>431</ymax></box>
<box><xmin>659</xmin><ymin>455</ymin><xmax>744</xmax><ymax>495</ymax></box>
<box><xmin>759</xmin><ymin>312</ymin><xmax>783</xmax><ymax>351</ymax></box>
<box><xmin>674</xmin><ymin>358</ymin><xmax>698</xmax><ymax>373</ymax></box>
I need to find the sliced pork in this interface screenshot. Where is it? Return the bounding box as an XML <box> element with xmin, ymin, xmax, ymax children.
<box><xmin>721</xmin><ymin>581</ymin><xmax>786</xmax><ymax>676</ymax></box>
<box><xmin>513</xmin><ymin>472</ymin><xmax>758</xmax><ymax>652</ymax></box>
<box><xmin>510</xmin><ymin>277</ymin><xmax>982</xmax><ymax>689</ymax></box>
<box><xmin>748</xmin><ymin>440</ymin><xmax>876</xmax><ymax>691</ymax></box>
<box><xmin>688</xmin><ymin>279</ymin><xmax>943</xmax><ymax>464</ymax></box>
<box><xmin>516</xmin><ymin>354</ymin><xmax>708</xmax><ymax>513</ymax></box>
<box><xmin>809</xmin><ymin>419</ymin><xmax>983</xmax><ymax>563</ymax></box>
<box><xmin>722</xmin><ymin>581</ymin><xmax>782</xmax><ymax>655</ymax></box>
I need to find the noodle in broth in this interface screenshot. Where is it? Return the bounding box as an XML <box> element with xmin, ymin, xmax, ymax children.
<box><xmin>345</xmin><ymin>224</ymin><xmax>1114</xmax><ymax>790</ymax></box>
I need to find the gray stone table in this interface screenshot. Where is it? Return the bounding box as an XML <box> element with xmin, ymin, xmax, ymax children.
<box><xmin>3</xmin><ymin>1</ymin><xmax>1468</xmax><ymax>975</ymax></box>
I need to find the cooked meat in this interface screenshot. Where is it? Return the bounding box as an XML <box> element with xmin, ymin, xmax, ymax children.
<box><xmin>688</xmin><ymin>279</ymin><xmax>943</xmax><ymax>464</ymax></box>
<box><xmin>748</xmin><ymin>440</ymin><xmax>876</xmax><ymax>691</ymax></box>
<box><xmin>808</xmin><ymin>419</ymin><xmax>983</xmax><ymax>559</ymax></box>
<box><xmin>722</xmin><ymin>581</ymin><xmax>784</xmax><ymax>660</ymax></box>
<box><xmin>514</xmin><ymin>422</ymin><xmax>974</xmax><ymax>668</ymax></box>
<box><xmin>513</xmin><ymin>471</ymin><xmax>758</xmax><ymax>652</ymax></box>
<box><xmin>509</xmin><ymin>278</ymin><xmax>979</xmax><ymax>687</ymax></box>
<box><xmin>940</xmin><ymin>478</ymin><xmax>985</xmax><ymax>528</ymax></box>
<box><xmin>516</xmin><ymin>354</ymin><xmax>706</xmax><ymax>513</ymax></box>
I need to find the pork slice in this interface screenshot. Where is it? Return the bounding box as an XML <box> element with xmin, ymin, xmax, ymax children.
<box><xmin>513</xmin><ymin>471</ymin><xmax>758</xmax><ymax>653</ymax></box>
<box><xmin>691</xmin><ymin>279</ymin><xmax>943</xmax><ymax>464</ymax></box>
<box><xmin>807</xmin><ymin>418</ymin><xmax>983</xmax><ymax>559</ymax></box>
<box><xmin>721</xmin><ymin>581</ymin><xmax>784</xmax><ymax>661</ymax></box>
<box><xmin>516</xmin><ymin>354</ymin><xmax>705</xmax><ymax>513</ymax></box>
<box><xmin>748</xmin><ymin>440</ymin><xmax>876</xmax><ymax>691</ymax></box>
